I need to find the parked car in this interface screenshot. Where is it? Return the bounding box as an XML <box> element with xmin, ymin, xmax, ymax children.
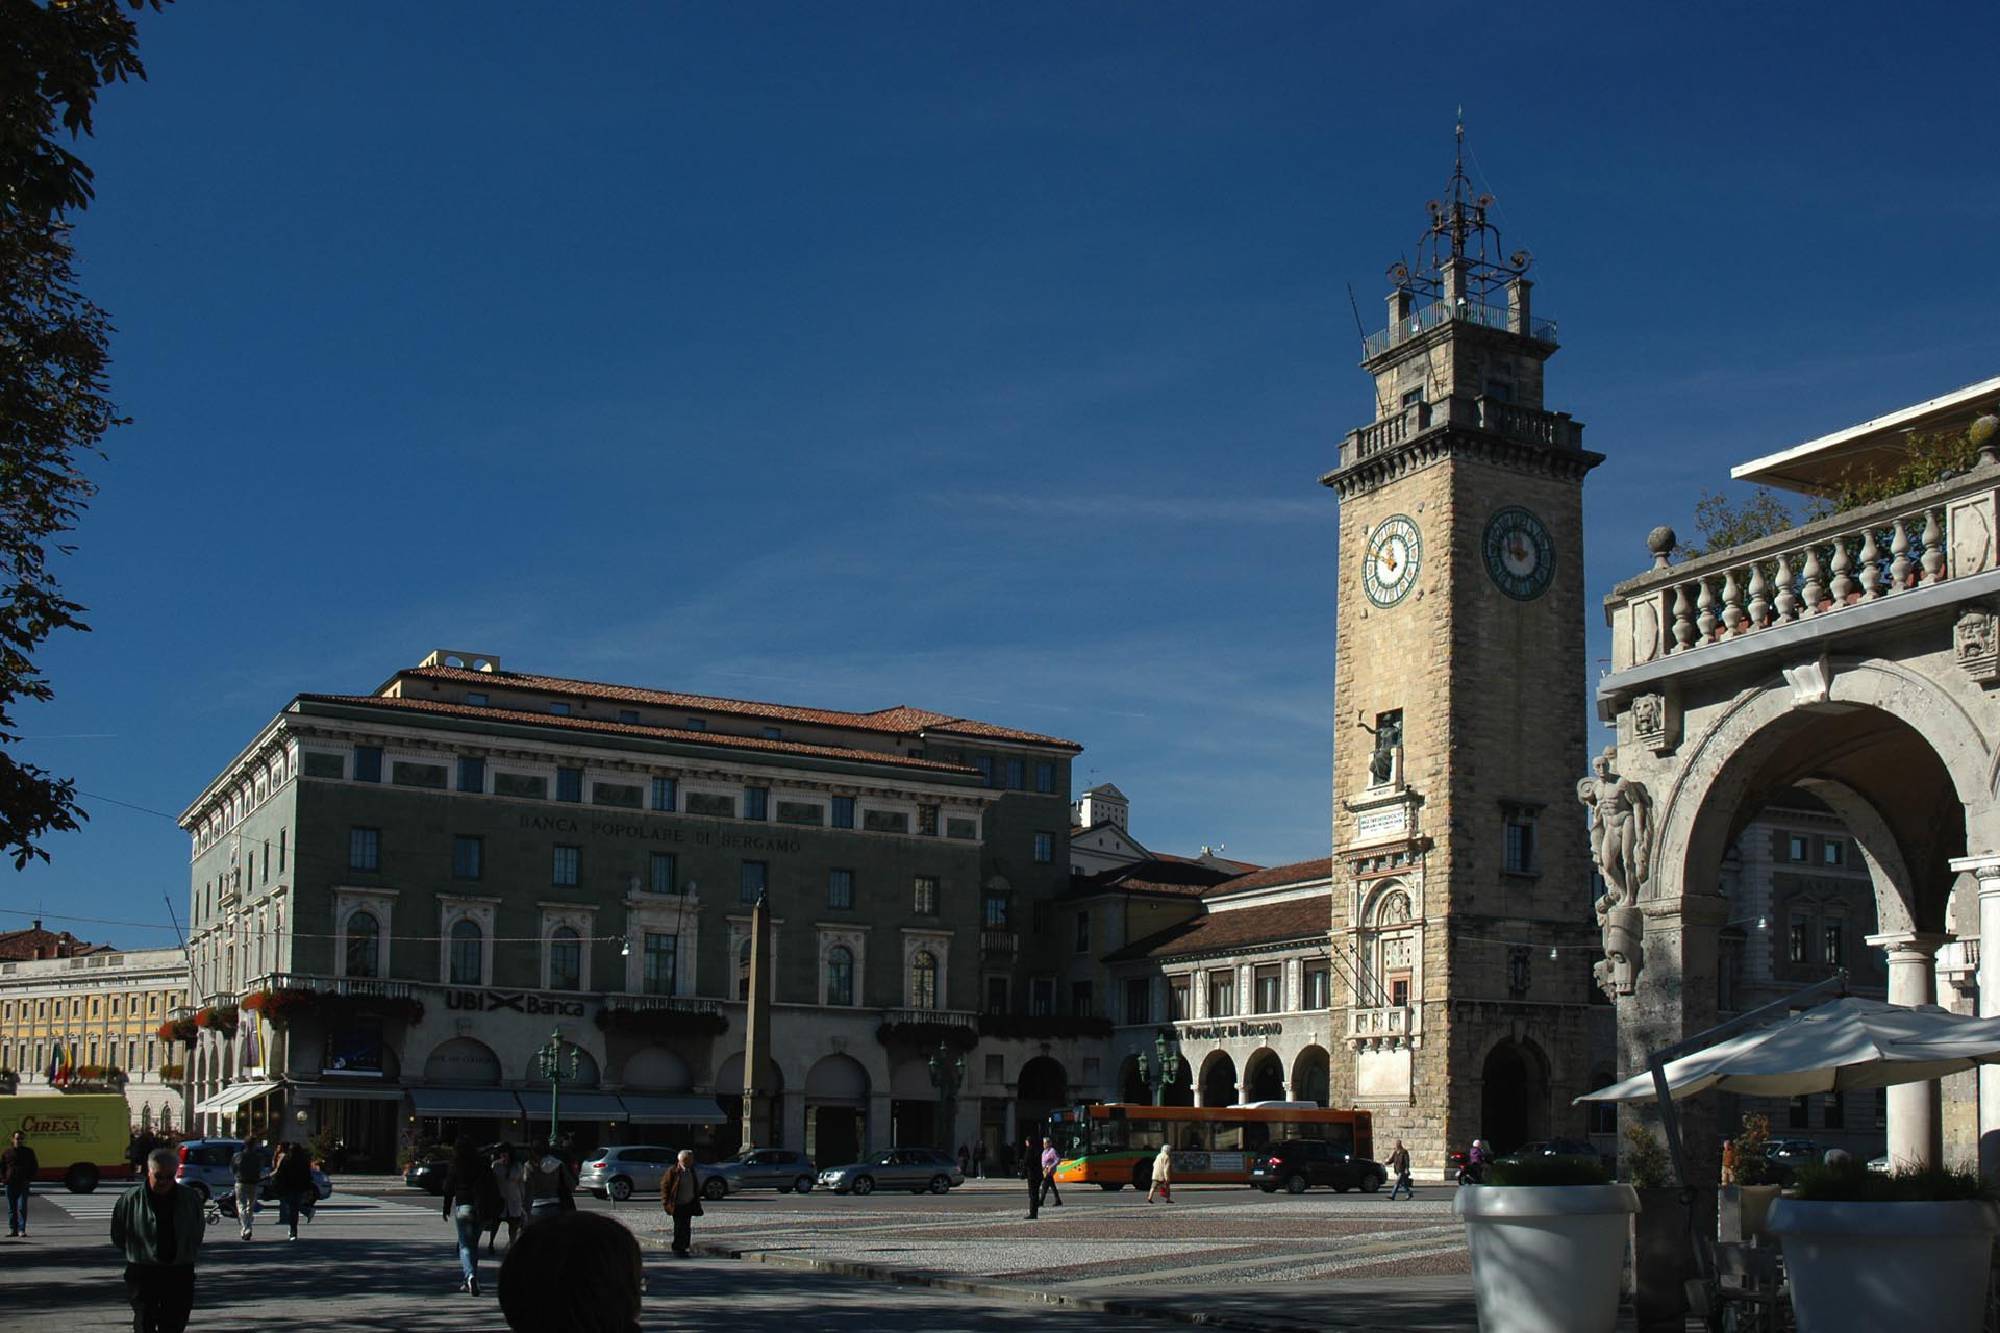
<box><xmin>1496</xmin><ymin>1137</ymin><xmax>1608</xmax><ymax>1171</ymax></box>
<box><xmin>1250</xmin><ymin>1139</ymin><xmax>1387</xmax><ymax>1195</ymax></box>
<box><xmin>579</xmin><ymin>1145</ymin><xmax>680</xmax><ymax>1202</ymax></box>
<box><xmin>1765</xmin><ymin>1137</ymin><xmax>1822</xmax><ymax>1184</ymax></box>
<box><xmin>816</xmin><ymin>1148</ymin><xmax>963</xmax><ymax>1196</ymax></box>
<box><xmin>177</xmin><ymin>1139</ymin><xmax>331</xmax><ymax>1203</ymax></box>
<box><xmin>1867</xmin><ymin>1153</ymin><xmax>1891</xmax><ymax>1175</ymax></box>
<box><xmin>404</xmin><ymin>1150</ymin><xmax>452</xmax><ymax>1195</ymax></box>
<box><xmin>700</xmin><ymin>1148</ymin><xmax>817</xmax><ymax>1200</ymax></box>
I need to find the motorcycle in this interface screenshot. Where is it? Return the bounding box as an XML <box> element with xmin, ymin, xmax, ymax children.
<box><xmin>1448</xmin><ymin>1150</ymin><xmax>1486</xmax><ymax>1185</ymax></box>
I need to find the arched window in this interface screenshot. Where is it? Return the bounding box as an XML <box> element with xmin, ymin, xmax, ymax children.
<box><xmin>548</xmin><ymin>927</ymin><xmax>581</xmax><ymax>991</ymax></box>
<box><xmin>825</xmin><ymin>946</ymin><xmax>854</xmax><ymax>1007</ymax></box>
<box><xmin>344</xmin><ymin>911</ymin><xmax>379</xmax><ymax>978</ymax></box>
<box><xmin>449</xmin><ymin>919</ymin><xmax>483</xmax><ymax>986</ymax></box>
<box><xmin>909</xmin><ymin>950</ymin><xmax>938</xmax><ymax>1010</ymax></box>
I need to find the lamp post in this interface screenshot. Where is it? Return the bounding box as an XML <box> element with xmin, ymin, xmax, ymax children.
<box><xmin>532</xmin><ymin>1027</ymin><xmax>580</xmax><ymax>1148</ymax></box>
<box><xmin>1135</xmin><ymin>1028</ymin><xmax>1182</xmax><ymax>1107</ymax></box>
<box><xmin>927</xmin><ymin>1040</ymin><xmax>965</xmax><ymax>1147</ymax></box>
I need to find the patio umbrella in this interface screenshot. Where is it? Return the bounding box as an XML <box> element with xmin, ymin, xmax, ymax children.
<box><xmin>1577</xmin><ymin>996</ymin><xmax>2000</xmax><ymax>1104</ymax></box>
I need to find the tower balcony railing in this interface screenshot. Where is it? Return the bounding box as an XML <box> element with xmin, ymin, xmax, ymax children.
<box><xmin>1344</xmin><ymin>394</ymin><xmax>1581</xmax><ymax>467</ymax></box>
<box><xmin>1362</xmin><ymin>298</ymin><xmax>1558</xmax><ymax>359</ymax></box>
<box><xmin>1601</xmin><ymin>463</ymin><xmax>2000</xmax><ymax>688</ymax></box>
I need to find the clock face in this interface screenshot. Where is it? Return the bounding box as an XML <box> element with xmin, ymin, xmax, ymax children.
<box><xmin>1483</xmin><ymin>506</ymin><xmax>1556</xmax><ymax>600</ymax></box>
<box><xmin>1363</xmin><ymin>514</ymin><xmax>1422</xmax><ymax>608</ymax></box>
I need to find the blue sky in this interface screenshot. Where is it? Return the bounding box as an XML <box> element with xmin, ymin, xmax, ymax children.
<box><xmin>12</xmin><ymin>1</ymin><xmax>2000</xmax><ymax>948</ymax></box>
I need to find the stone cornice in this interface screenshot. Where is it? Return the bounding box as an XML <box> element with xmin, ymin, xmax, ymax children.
<box><xmin>1320</xmin><ymin>425</ymin><xmax>1604</xmax><ymax>502</ymax></box>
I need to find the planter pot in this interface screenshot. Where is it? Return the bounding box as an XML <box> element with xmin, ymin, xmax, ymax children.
<box><xmin>1455</xmin><ymin>1184</ymin><xmax>1640</xmax><ymax>1333</ymax></box>
<box><xmin>1630</xmin><ymin>1186</ymin><xmax>1717</xmax><ymax>1333</ymax></box>
<box><xmin>1732</xmin><ymin>1183</ymin><xmax>1781</xmax><ymax>1240</ymax></box>
<box><xmin>1767</xmin><ymin>1198</ymin><xmax>2000</xmax><ymax>1333</ymax></box>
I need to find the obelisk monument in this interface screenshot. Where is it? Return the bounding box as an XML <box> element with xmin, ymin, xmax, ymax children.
<box><xmin>740</xmin><ymin>890</ymin><xmax>774</xmax><ymax>1150</ymax></box>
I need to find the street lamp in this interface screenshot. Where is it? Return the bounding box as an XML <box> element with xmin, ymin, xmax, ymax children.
<box><xmin>1134</xmin><ymin>1028</ymin><xmax>1182</xmax><ymax>1107</ymax></box>
<box><xmin>532</xmin><ymin>1027</ymin><xmax>580</xmax><ymax>1148</ymax></box>
<box><xmin>927</xmin><ymin>1040</ymin><xmax>965</xmax><ymax>1143</ymax></box>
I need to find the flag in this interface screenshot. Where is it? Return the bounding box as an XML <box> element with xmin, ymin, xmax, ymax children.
<box><xmin>51</xmin><ymin>1041</ymin><xmax>68</xmax><ymax>1087</ymax></box>
<box><xmin>242</xmin><ymin>1011</ymin><xmax>261</xmax><ymax>1068</ymax></box>
<box><xmin>44</xmin><ymin>1043</ymin><xmax>58</xmax><ymax>1084</ymax></box>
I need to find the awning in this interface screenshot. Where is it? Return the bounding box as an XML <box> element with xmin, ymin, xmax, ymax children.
<box><xmin>409</xmin><ymin>1087</ymin><xmax>525</xmax><ymax>1118</ymax></box>
<box><xmin>193</xmin><ymin>1080</ymin><xmax>282</xmax><ymax>1115</ymax></box>
<box><xmin>288</xmin><ymin>1081</ymin><xmax>406</xmax><ymax>1103</ymax></box>
<box><xmin>519</xmin><ymin>1091</ymin><xmax>627</xmax><ymax>1122</ymax></box>
<box><xmin>619</xmin><ymin>1094</ymin><xmax>727</xmax><ymax>1126</ymax></box>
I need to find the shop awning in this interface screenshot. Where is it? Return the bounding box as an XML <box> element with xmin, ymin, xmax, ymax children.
<box><xmin>288</xmin><ymin>1081</ymin><xmax>406</xmax><ymax>1102</ymax></box>
<box><xmin>519</xmin><ymin>1091</ymin><xmax>627</xmax><ymax>1122</ymax></box>
<box><xmin>409</xmin><ymin>1087</ymin><xmax>525</xmax><ymax>1118</ymax></box>
<box><xmin>193</xmin><ymin>1080</ymin><xmax>282</xmax><ymax>1115</ymax></box>
<box><xmin>619</xmin><ymin>1094</ymin><xmax>727</xmax><ymax>1126</ymax></box>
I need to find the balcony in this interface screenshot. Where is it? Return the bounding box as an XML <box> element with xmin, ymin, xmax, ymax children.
<box><xmin>978</xmin><ymin>930</ymin><xmax>1018</xmax><ymax>959</ymax></box>
<box><xmin>1600</xmin><ymin>464</ymin><xmax>2000</xmax><ymax>709</ymax></box>
<box><xmin>1346</xmin><ymin>1004</ymin><xmax>1418</xmax><ymax>1049</ymax></box>
<box><xmin>614</xmin><ymin>995</ymin><xmax>723</xmax><ymax>1016</ymax></box>
<box><xmin>880</xmin><ymin>1007</ymin><xmax>978</xmax><ymax>1028</ymax></box>
<box><xmin>251</xmin><ymin>971</ymin><xmax>415</xmax><ymax>1001</ymax></box>
<box><xmin>1361</xmin><ymin>298</ymin><xmax>1558</xmax><ymax>359</ymax></box>
<box><xmin>1338</xmin><ymin>394</ymin><xmax>1584</xmax><ymax>472</ymax></box>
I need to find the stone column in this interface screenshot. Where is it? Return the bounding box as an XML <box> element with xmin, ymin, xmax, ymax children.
<box><xmin>1866</xmin><ymin>930</ymin><xmax>1948</xmax><ymax>1169</ymax></box>
<box><xmin>780</xmin><ymin>1090</ymin><xmax>806</xmax><ymax>1152</ymax></box>
<box><xmin>1630</xmin><ymin>893</ymin><xmax>1729</xmax><ymax>1185</ymax></box>
<box><xmin>1949</xmin><ymin>855</ymin><xmax>2000</xmax><ymax>1178</ymax></box>
<box><xmin>866</xmin><ymin>1092</ymin><xmax>892</xmax><ymax>1152</ymax></box>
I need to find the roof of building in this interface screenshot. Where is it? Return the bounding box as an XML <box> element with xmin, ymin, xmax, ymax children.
<box><xmin>1205</xmin><ymin>856</ymin><xmax>1334</xmax><ymax>896</ymax></box>
<box><xmin>1081</xmin><ymin>782</ymin><xmax>1127</xmax><ymax>799</ymax></box>
<box><xmin>393</xmin><ymin>664</ymin><xmax>1082</xmax><ymax>752</ymax></box>
<box><xmin>1105</xmin><ymin>893</ymin><xmax>1332</xmax><ymax>962</ymax></box>
<box><xmin>1730</xmin><ymin>373</ymin><xmax>2000</xmax><ymax>495</ymax></box>
<box><xmin>294</xmin><ymin>695</ymin><xmax>987</xmax><ymax>776</ymax></box>
<box><xmin>1062</xmin><ymin>857</ymin><xmax>1239</xmax><ymax>902</ymax></box>
<box><xmin>0</xmin><ymin>921</ymin><xmax>110</xmax><ymax>962</ymax></box>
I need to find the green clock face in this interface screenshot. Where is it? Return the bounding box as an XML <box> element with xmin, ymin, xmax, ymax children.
<box><xmin>1484</xmin><ymin>506</ymin><xmax>1556</xmax><ymax>600</ymax></box>
<box><xmin>1363</xmin><ymin>514</ymin><xmax>1422</xmax><ymax>608</ymax></box>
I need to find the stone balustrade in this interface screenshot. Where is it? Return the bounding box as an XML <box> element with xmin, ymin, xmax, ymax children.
<box><xmin>250</xmin><ymin>970</ymin><xmax>416</xmax><ymax>1000</ymax></box>
<box><xmin>1346</xmin><ymin>1004</ymin><xmax>1417</xmax><ymax>1047</ymax></box>
<box><xmin>879</xmin><ymin>1006</ymin><xmax>977</xmax><ymax>1028</ymax></box>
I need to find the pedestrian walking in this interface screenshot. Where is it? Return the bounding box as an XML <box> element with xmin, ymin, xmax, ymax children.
<box><xmin>1021</xmin><ymin>1137</ymin><xmax>1042</xmax><ymax>1219</ymax></box>
<box><xmin>498</xmin><ymin>1211</ymin><xmax>644</xmax><ymax>1333</ymax></box>
<box><xmin>971</xmin><ymin>1139</ymin><xmax>986</xmax><ymax>1179</ymax></box>
<box><xmin>1039</xmin><ymin>1137</ymin><xmax>1063</xmax><ymax>1208</ymax></box>
<box><xmin>956</xmin><ymin>1143</ymin><xmax>970</xmax><ymax>1178</ymax></box>
<box><xmin>229</xmin><ymin>1135</ymin><xmax>266</xmax><ymax>1239</ymax></box>
<box><xmin>4</xmin><ymin>1129</ymin><xmax>39</xmax><ymax>1238</ymax></box>
<box><xmin>110</xmin><ymin>1146</ymin><xmax>205</xmax><ymax>1333</ymax></box>
<box><xmin>488</xmin><ymin>1145</ymin><xmax>527</xmax><ymax>1254</ymax></box>
<box><xmin>443</xmin><ymin>1137</ymin><xmax>502</xmax><ymax>1295</ymax></box>
<box><xmin>658</xmin><ymin>1148</ymin><xmax>703</xmax><ymax>1257</ymax></box>
<box><xmin>1146</xmin><ymin>1143</ymin><xmax>1173</xmax><ymax>1203</ymax></box>
<box><xmin>269</xmin><ymin>1140</ymin><xmax>314</xmax><ymax>1241</ymax></box>
<box><xmin>525</xmin><ymin>1146</ymin><xmax>576</xmax><ymax>1221</ymax></box>
<box><xmin>1386</xmin><ymin>1140</ymin><xmax>1414</xmax><ymax>1200</ymax></box>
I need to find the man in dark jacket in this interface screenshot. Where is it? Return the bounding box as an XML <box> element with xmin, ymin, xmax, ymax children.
<box><xmin>1021</xmin><ymin>1137</ymin><xmax>1042</xmax><ymax>1219</ymax></box>
<box><xmin>111</xmin><ymin>1147</ymin><xmax>205</xmax><ymax>1333</ymax></box>
<box><xmin>3</xmin><ymin>1130</ymin><xmax>39</xmax><ymax>1237</ymax></box>
<box><xmin>658</xmin><ymin>1149</ymin><xmax>703</xmax><ymax>1257</ymax></box>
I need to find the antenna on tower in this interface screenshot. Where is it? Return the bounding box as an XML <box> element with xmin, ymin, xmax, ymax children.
<box><xmin>1346</xmin><ymin>282</ymin><xmax>1367</xmax><ymax>350</ymax></box>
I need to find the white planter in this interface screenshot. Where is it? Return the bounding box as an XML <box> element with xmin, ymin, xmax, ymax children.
<box><xmin>1767</xmin><ymin>1198</ymin><xmax>2000</xmax><ymax>1333</ymax></box>
<box><xmin>1454</xmin><ymin>1184</ymin><xmax>1639</xmax><ymax>1333</ymax></box>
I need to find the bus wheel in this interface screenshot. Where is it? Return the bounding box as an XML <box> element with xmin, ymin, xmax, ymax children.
<box><xmin>1098</xmin><ymin>1182</ymin><xmax>1123</xmax><ymax>1191</ymax></box>
<box><xmin>65</xmin><ymin>1163</ymin><xmax>99</xmax><ymax>1194</ymax></box>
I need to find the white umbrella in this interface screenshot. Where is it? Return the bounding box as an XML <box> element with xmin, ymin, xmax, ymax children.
<box><xmin>1577</xmin><ymin>996</ymin><xmax>2000</xmax><ymax>1104</ymax></box>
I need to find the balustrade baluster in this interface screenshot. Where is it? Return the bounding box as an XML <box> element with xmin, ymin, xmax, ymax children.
<box><xmin>1889</xmin><ymin>518</ymin><xmax>1912</xmax><ymax>590</ymax></box>
<box><xmin>1801</xmin><ymin>544</ymin><xmax>1826</xmax><ymax>614</ymax></box>
<box><xmin>1773</xmin><ymin>552</ymin><xmax>1798</xmax><ymax>623</ymax></box>
<box><xmin>1830</xmin><ymin>537</ymin><xmax>1855</xmax><ymax>604</ymax></box>
<box><xmin>1721</xmin><ymin>568</ymin><xmax>1745</xmax><ymax>635</ymax></box>
<box><xmin>1671</xmin><ymin>582</ymin><xmax>1696</xmax><ymax>652</ymax></box>
<box><xmin>1696</xmin><ymin>576</ymin><xmax>1718</xmax><ymax>643</ymax></box>
<box><xmin>1858</xmin><ymin>528</ymin><xmax>1882</xmax><ymax>599</ymax></box>
<box><xmin>1746</xmin><ymin>562</ymin><xmax>1770</xmax><ymax>629</ymax></box>
<box><xmin>1922</xmin><ymin>509</ymin><xmax>1945</xmax><ymax>583</ymax></box>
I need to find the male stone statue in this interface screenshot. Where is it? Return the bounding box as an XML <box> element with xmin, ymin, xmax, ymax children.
<box><xmin>1578</xmin><ymin>746</ymin><xmax>1652</xmax><ymax>918</ymax></box>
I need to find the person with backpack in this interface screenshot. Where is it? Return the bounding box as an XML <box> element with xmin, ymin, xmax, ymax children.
<box><xmin>229</xmin><ymin>1136</ymin><xmax>266</xmax><ymax>1240</ymax></box>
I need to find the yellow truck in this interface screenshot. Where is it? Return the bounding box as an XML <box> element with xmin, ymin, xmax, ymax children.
<box><xmin>0</xmin><ymin>1093</ymin><xmax>134</xmax><ymax>1192</ymax></box>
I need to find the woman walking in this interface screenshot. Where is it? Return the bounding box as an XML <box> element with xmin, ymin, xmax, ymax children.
<box><xmin>1146</xmin><ymin>1143</ymin><xmax>1173</xmax><ymax>1203</ymax></box>
<box><xmin>269</xmin><ymin>1141</ymin><xmax>315</xmax><ymax>1242</ymax></box>
<box><xmin>443</xmin><ymin>1137</ymin><xmax>501</xmax><ymax>1295</ymax></box>
<box><xmin>488</xmin><ymin>1145</ymin><xmax>527</xmax><ymax>1254</ymax></box>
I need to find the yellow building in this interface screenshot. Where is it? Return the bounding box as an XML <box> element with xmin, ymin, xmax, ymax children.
<box><xmin>0</xmin><ymin>926</ymin><xmax>188</xmax><ymax>1133</ymax></box>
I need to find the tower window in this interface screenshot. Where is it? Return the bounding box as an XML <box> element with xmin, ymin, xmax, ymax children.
<box><xmin>1501</xmin><ymin>800</ymin><xmax>1542</xmax><ymax>875</ymax></box>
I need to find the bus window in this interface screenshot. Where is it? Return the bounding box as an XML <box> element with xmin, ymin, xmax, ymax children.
<box><xmin>1324</xmin><ymin>1123</ymin><xmax>1356</xmax><ymax>1158</ymax></box>
<box><xmin>1212</xmin><ymin>1123</ymin><xmax>1244</xmax><ymax>1152</ymax></box>
<box><xmin>1127</xmin><ymin>1124</ymin><xmax>1167</xmax><ymax>1152</ymax></box>
<box><xmin>1180</xmin><ymin>1125</ymin><xmax>1206</xmax><ymax>1152</ymax></box>
<box><xmin>1243</xmin><ymin>1121</ymin><xmax>1271</xmax><ymax>1151</ymax></box>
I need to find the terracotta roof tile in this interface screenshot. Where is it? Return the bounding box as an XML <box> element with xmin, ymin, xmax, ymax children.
<box><xmin>1105</xmin><ymin>894</ymin><xmax>1332</xmax><ymax>962</ymax></box>
<box><xmin>1062</xmin><ymin>858</ymin><xmax>1238</xmax><ymax>901</ymax></box>
<box><xmin>398</xmin><ymin>666</ymin><xmax>1081</xmax><ymax>751</ymax></box>
<box><xmin>0</xmin><ymin>924</ymin><xmax>108</xmax><ymax>961</ymax></box>
<box><xmin>295</xmin><ymin>695</ymin><xmax>985</xmax><ymax>776</ymax></box>
<box><xmin>1208</xmin><ymin>856</ymin><xmax>1334</xmax><ymax>895</ymax></box>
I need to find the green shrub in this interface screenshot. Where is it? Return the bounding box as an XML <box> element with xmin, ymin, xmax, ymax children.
<box><xmin>1622</xmin><ymin>1123</ymin><xmax>1672</xmax><ymax>1188</ymax></box>
<box><xmin>1790</xmin><ymin>1160</ymin><xmax>1996</xmax><ymax>1204</ymax></box>
<box><xmin>1486</xmin><ymin>1155</ymin><xmax>1610</xmax><ymax>1187</ymax></box>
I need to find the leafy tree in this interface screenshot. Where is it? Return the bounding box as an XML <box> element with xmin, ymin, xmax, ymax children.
<box><xmin>0</xmin><ymin>0</ymin><xmax>166</xmax><ymax>867</ymax></box>
<box><xmin>1681</xmin><ymin>486</ymin><xmax>1817</xmax><ymax>559</ymax></box>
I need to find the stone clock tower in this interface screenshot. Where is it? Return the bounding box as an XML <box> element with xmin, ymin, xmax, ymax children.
<box><xmin>1318</xmin><ymin>134</ymin><xmax>1605</xmax><ymax>1166</ymax></box>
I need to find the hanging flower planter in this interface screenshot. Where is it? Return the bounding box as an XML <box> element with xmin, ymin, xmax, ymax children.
<box><xmin>241</xmin><ymin>988</ymin><xmax>318</xmax><ymax>1024</ymax></box>
<box><xmin>194</xmin><ymin>1004</ymin><xmax>239</xmax><ymax>1036</ymax></box>
<box><xmin>156</xmin><ymin>1017</ymin><xmax>197</xmax><ymax>1046</ymax></box>
<box><xmin>159</xmin><ymin>1063</ymin><xmax>185</xmax><ymax>1082</ymax></box>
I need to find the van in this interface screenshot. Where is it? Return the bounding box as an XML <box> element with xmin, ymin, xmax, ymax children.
<box><xmin>0</xmin><ymin>1093</ymin><xmax>134</xmax><ymax>1192</ymax></box>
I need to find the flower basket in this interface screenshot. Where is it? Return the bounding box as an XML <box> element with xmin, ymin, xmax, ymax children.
<box><xmin>159</xmin><ymin>1063</ymin><xmax>185</xmax><ymax>1082</ymax></box>
<box><xmin>156</xmin><ymin>1017</ymin><xmax>197</xmax><ymax>1046</ymax></box>
<box><xmin>595</xmin><ymin>1006</ymin><xmax>728</xmax><ymax>1038</ymax></box>
<box><xmin>1455</xmin><ymin>1157</ymin><xmax>1637</xmax><ymax>1333</ymax></box>
<box><xmin>241</xmin><ymin>988</ymin><xmax>318</xmax><ymax>1025</ymax></box>
<box><xmin>876</xmin><ymin>1021</ymin><xmax>978</xmax><ymax>1052</ymax></box>
<box><xmin>194</xmin><ymin>1004</ymin><xmax>239</xmax><ymax>1036</ymax></box>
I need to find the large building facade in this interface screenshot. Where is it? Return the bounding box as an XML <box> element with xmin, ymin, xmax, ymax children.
<box><xmin>178</xmin><ymin>651</ymin><xmax>1084</xmax><ymax>1168</ymax></box>
<box><xmin>1315</xmin><ymin>147</ymin><xmax>1604</xmax><ymax>1166</ymax></box>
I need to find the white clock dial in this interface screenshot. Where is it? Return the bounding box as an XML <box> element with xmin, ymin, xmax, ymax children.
<box><xmin>1362</xmin><ymin>514</ymin><xmax>1422</xmax><ymax>608</ymax></box>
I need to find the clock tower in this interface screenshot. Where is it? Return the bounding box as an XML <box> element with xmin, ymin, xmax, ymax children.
<box><xmin>1319</xmin><ymin>131</ymin><xmax>1605</xmax><ymax>1166</ymax></box>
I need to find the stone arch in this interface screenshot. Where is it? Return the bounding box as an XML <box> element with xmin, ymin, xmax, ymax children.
<box><xmin>1117</xmin><ymin>1054</ymin><xmax>1147</xmax><ymax>1104</ymax></box>
<box><xmin>1242</xmin><ymin>1048</ymin><xmax>1287</xmax><ymax>1102</ymax></box>
<box><xmin>1197</xmin><ymin>1049</ymin><xmax>1237</xmax><ymax>1107</ymax></box>
<box><xmin>1364</xmin><ymin>880</ymin><xmax>1414</xmax><ymax>926</ymax></box>
<box><xmin>620</xmin><ymin>1045</ymin><xmax>692</xmax><ymax>1091</ymax></box>
<box><xmin>1291</xmin><ymin>1045</ymin><xmax>1330</xmax><ymax>1107</ymax></box>
<box><xmin>712</xmin><ymin>1051</ymin><xmax>784</xmax><ymax>1094</ymax></box>
<box><xmin>805</xmin><ymin>1053</ymin><xmax>870</xmax><ymax>1103</ymax></box>
<box><xmin>1478</xmin><ymin>1035</ymin><xmax>1551</xmax><ymax>1155</ymax></box>
<box><xmin>424</xmin><ymin>1036</ymin><xmax>502</xmax><ymax>1086</ymax></box>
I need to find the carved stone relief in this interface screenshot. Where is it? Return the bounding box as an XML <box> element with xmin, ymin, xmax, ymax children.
<box><xmin>1579</xmin><ymin>747</ymin><xmax>1652</xmax><ymax>998</ymax></box>
<box><xmin>1954</xmin><ymin>606</ymin><xmax>2000</xmax><ymax>686</ymax></box>
<box><xmin>1629</xmin><ymin>690</ymin><xmax>1680</xmax><ymax>756</ymax></box>
<box><xmin>1948</xmin><ymin>491</ymin><xmax>1998</xmax><ymax>578</ymax></box>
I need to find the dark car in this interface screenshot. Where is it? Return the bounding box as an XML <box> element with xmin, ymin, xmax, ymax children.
<box><xmin>404</xmin><ymin>1152</ymin><xmax>451</xmax><ymax>1195</ymax></box>
<box><xmin>1250</xmin><ymin>1139</ymin><xmax>1386</xmax><ymax>1195</ymax></box>
<box><xmin>1764</xmin><ymin>1138</ymin><xmax>1822</xmax><ymax>1185</ymax></box>
<box><xmin>1497</xmin><ymin>1137</ymin><xmax>1607</xmax><ymax>1171</ymax></box>
<box><xmin>701</xmin><ymin>1148</ymin><xmax>818</xmax><ymax>1199</ymax></box>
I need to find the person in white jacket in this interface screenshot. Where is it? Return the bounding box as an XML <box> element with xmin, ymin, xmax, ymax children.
<box><xmin>1147</xmin><ymin>1144</ymin><xmax>1173</xmax><ymax>1203</ymax></box>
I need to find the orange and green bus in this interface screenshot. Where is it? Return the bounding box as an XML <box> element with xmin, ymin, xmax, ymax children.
<box><xmin>1048</xmin><ymin>1102</ymin><xmax>1373</xmax><ymax>1190</ymax></box>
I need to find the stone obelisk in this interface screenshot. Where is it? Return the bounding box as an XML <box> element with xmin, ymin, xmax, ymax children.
<box><xmin>740</xmin><ymin>890</ymin><xmax>774</xmax><ymax>1151</ymax></box>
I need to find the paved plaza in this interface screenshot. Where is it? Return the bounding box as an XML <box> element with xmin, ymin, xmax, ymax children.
<box><xmin>0</xmin><ymin>1177</ymin><xmax>1485</xmax><ymax>1331</ymax></box>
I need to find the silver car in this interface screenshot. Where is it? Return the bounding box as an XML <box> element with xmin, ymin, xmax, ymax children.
<box><xmin>578</xmin><ymin>1145</ymin><xmax>679</xmax><ymax>1201</ymax></box>
<box><xmin>700</xmin><ymin>1148</ymin><xmax>816</xmax><ymax>1199</ymax></box>
<box><xmin>816</xmin><ymin>1148</ymin><xmax>963</xmax><ymax>1196</ymax></box>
